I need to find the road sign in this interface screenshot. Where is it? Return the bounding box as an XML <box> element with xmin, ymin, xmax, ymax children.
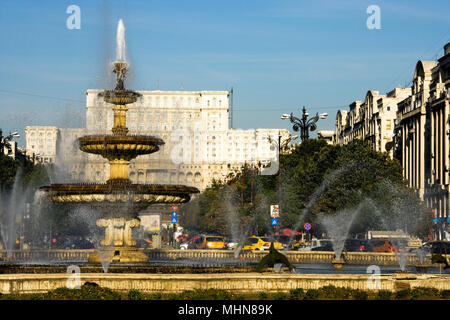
<box><xmin>171</xmin><ymin>211</ymin><xmax>178</xmax><ymax>218</ymax></box>
<box><xmin>171</xmin><ymin>206</ymin><xmax>178</xmax><ymax>211</ymax></box>
<box><xmin>270</xmin><ymin>205</ymin><xmax>279</xmax><ymax>217</ymax></box>
<box><xmin>304</xmin><ymin>223</ymin><xmax>311</xmax><ymax>231</ymax></box>
<box><xmin>271</xmin><ymin>217</ymin><xmax>278</xmax><ymax>226</ymax></box>
<box><xmin>171</xmin><ymin>216</ymin><xmax>178</xmax><ymax>224</ymax></box>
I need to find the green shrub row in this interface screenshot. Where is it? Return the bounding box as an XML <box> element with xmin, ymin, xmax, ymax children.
<box><xmin>1</xmin><ymin>284</ymin><xmax>449</xmax><ymax>300</ymax></box>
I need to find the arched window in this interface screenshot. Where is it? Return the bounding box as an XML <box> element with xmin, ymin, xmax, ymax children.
<box><xmin>138</xmin><ymin>171</ymin><xmax>144</xmax><ymax>183</ymax></box>
<box><xmin>186</xmin><ymin>172</ymin><xmax>193</xmax><ymax>184</ymax></box>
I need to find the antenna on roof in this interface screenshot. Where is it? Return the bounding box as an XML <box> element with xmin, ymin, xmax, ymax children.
<box><xmin>229</xmin><ymin>87</ymin><xmax>234</xmax><ymax>129</ymax></box>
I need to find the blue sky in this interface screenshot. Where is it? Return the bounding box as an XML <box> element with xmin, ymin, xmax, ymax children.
<box><xmin>1</xmin><ymin>0</ymin><xmax>450</xmax><ymax>145</ymax></box>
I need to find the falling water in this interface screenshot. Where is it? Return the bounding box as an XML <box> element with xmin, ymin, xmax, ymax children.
<box><xmin>0</xmin><ymin>169</ymin><xmax>25</xmax><ymax>257</ymax></box>
<box><xmin>284</xmin><ymin>163</ymin><xmax>359</xmax><ymax>250</ymax></box>
<box><xmin>365</xmin><ymin>194</ymin><xmax>410</xmax><ymax>272</ymax></box>
<box><xmin>222</xmin><ymin>185</ymin><xmax>241</xmax><ymax>243</ymax></box>
<box><xmin>69</xmin><ymin>206</ymin><xmax>113</xmax><ymax>272</ymax></box>
<box><xmin>116</xmin><ymin>19</ymin><xmax>126</xmax><ymax>62</ymax></box>
<box><xmin>320</xmin><ymin>200</ymin><xmax>367</xmax><ymax>260</ymax></box>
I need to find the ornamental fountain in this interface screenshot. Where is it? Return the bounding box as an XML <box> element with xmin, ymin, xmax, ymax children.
<box><xmin>39</xmin><ymin>19</ymin><xmax>198</xmax><ymax>264</ymax></box>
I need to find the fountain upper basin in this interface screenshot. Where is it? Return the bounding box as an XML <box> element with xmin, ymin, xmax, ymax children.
<box><xmin>101</xmin><ymin>89</ymin><xmax>141</xmax><ymax>105</ymax></box>
<box><xmin>78</xmin><ymin>135</ymin><xmax>164</xmax><ymax>160</ymax></box>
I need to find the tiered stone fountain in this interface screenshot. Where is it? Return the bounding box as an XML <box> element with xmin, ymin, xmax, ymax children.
<box><xmin>40</xmin><ymin>20</ymin><xmax>198</xmax><ymax>264</ymax></box>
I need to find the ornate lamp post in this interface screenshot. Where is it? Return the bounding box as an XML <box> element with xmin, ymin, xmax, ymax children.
<box><xmin>281</xmin><ymin>106</ymin><xmax>328</xmax><ymax>142</ymax></box>
<box><xmin>268</xmin><ymin>133</ymin><xmax>298</xmax><ymax>155</ymax></box>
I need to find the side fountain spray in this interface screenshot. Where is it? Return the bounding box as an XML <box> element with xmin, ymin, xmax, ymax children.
<box><xmin>319</xmin><ymin>200</ymin><xmax>368</xmax><ymax>270</ymax></box>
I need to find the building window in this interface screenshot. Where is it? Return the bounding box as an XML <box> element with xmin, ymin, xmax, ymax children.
<box><xmin>386</xmin><ymin>120</ymin><xmax>392</xmax><ymax>131</ymax></box>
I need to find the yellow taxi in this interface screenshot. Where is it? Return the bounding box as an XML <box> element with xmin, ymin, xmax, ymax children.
<box><xmin>242</xmin><ymin>236</ymin><xmax>283</xmax><ymax>251</ymax></box>
<box><xmin>197</xmin><ymin>236</ymin><xmax>226</xmax><ymax>249</ymax></box>
<box><xmin>292</xmin><ymin>240</ymin><xmax>307</xmax><ymax>250</ymax></box>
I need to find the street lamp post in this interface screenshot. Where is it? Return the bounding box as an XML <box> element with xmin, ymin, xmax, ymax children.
<box><xmin>268</xmin><ymin>133</ymin><xmax>299</xmax><ymax>155</ymax></box>
<box><xmin>281</xmin><ymin>106</ymin><xmax>328</xmax><ymax>142</ymax></box>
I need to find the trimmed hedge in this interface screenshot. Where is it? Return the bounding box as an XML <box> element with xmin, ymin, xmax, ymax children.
<box><xmin>1</xmin><ymin>285</ymin><xmax>450</xmax><ymax>300</ymax></box>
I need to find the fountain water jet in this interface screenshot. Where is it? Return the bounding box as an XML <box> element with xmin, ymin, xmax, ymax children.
<box><xmin>284</xmin><ymin>162</ymin><xmax>360</xmax><ymax>251</ymax></box>
<box><xmin>319</xmin><ymin>200</ymin><xmax>367</xmax><ymax>270</ymax></box>
<box><xmin>116</xmin><ymin>19</ymin><xmax>126</xmax><ymax>63</ymax></box>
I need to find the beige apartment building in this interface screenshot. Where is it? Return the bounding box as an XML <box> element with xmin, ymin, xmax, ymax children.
<box><xmin>422</xmin><ymin>43</ymin><xmax>450</xmax><ymax>240</ymax></box>
<box><xmin>335</xmin><ymin>87</ymin><xmax>411</xmax><ymax>156</ymax></box>
<box><xmin>333</xmin><ymin>43</ymin><xmax>450</xmax><ymax>240</ymax></box>
<box><xmin>26</xmin><ymin>90</ymin><xmax>290</xmax><ymax>191</ymax></box>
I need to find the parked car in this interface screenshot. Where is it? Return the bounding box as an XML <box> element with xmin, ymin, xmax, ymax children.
<box><xmin>242</xmin><ymin>236</ymin><xmax>283</xmax><ymax>251</ymax></box>
<box><xmin>365</xmin><ymin>239</ymin><xmax>394</xmax><ymax>253</ymax></box>
<box><xmin>195</xmin><ymin>235</ymin><xmax>226</xmax><ymax>249</ymax></box>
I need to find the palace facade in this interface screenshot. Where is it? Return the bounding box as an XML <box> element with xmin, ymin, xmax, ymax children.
<box><xmin>26</xmin><ymin>90</ymin><xmax>290</xmax><ymax>191</ymax></box>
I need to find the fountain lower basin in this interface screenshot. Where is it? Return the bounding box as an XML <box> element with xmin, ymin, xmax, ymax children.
<box><xmin>40</xmin><ymin>183</ymin><xmax>197</xmax><ymax>207</ymax></box>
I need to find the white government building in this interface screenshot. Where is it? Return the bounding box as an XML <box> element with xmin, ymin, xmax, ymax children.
<box><xmin>26</xmin><ymin>90</ymin><xmax>290</xmax><ymax>190</ymax></box>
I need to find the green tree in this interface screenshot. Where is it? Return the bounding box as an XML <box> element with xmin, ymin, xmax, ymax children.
<box><xmin>180</xmin><ymin>139</ymin><xmax>429</xmax><ymax>239</ymax></box>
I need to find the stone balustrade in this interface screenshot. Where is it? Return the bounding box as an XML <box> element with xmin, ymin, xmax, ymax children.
<box><xmin>0</xmin><ymin>249</ymin><xmax>439</xmax><ymax>266</ymax></box>
<box><xmin>0</xmin><ymin>250</ymin><xmax>94</xmax><ymax>262</ymax></box>
<box><xmin>0</xmin><ymin>273</ymin><xmax>449</xmax><ymax>295</ymax></box>
<box><xmin>145</xmin><ymin>250</ymin><xmax>433</xmax><ymax>266</ymax></box>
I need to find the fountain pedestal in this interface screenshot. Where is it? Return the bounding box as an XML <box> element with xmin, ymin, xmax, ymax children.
<box><xmin>88</xmin><ymin>247</ymin><xmax>148</xmax><ymax>264</ymax></box>
<box><xmin>88</xmin><ymin>217</ymin><xmax>148</xmax><ymax>263</ymax></box>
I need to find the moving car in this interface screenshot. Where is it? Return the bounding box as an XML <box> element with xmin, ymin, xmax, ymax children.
<box><xmin>225</xmin><ymin>239</ymin><xmax>239</xmax><ymax>250</ymax></box>
<box><xmin>344</xmin><ymin>239</ymin><xmax>367</xmax><ymax>252</ymax></box>
<box><xmin>63</xmin><ymin>238</ymin><xmax>94</xmax><ymax>249</ymax></box>
<box><xmin>135</xmin><ymin>239</ymin><xmax>152</xmax><ymax>249</ymax></box>
<box><xmin>365</xmin><ymin>239</ymin><xmax>394</xmax><ymax>253</ymax></box>
<box><xmin>309</xmin><ymin>239</ymin><xmax>367</xmax><ymax>252</ymax></box>
<box><xmin>297</xmin><ymin>239</ymin><xmax>333</xmax><ymax>251</ymax></box>
<box><xmin>275</xmin><ymin>235</ymin><xmax>293</xmax><ymax>250</ymax></box>
<box><xmin>242</xmin><ymin>236</ymin><xmax>283</xmax><ymax>251</ymax></box>
<box><xmin>430</xmin><ymin>241</ymin><xmax>450</xmax><ymax>254</ymax></box>
<box><xmin>311</xmin><ymin>241</ymin><xmax>334</xmax><ymax>251</ymax></box>
<box><xmin>195</xmin><ymin>235</ymin><xmax>226</xmax><ymax>249</ymax></box>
